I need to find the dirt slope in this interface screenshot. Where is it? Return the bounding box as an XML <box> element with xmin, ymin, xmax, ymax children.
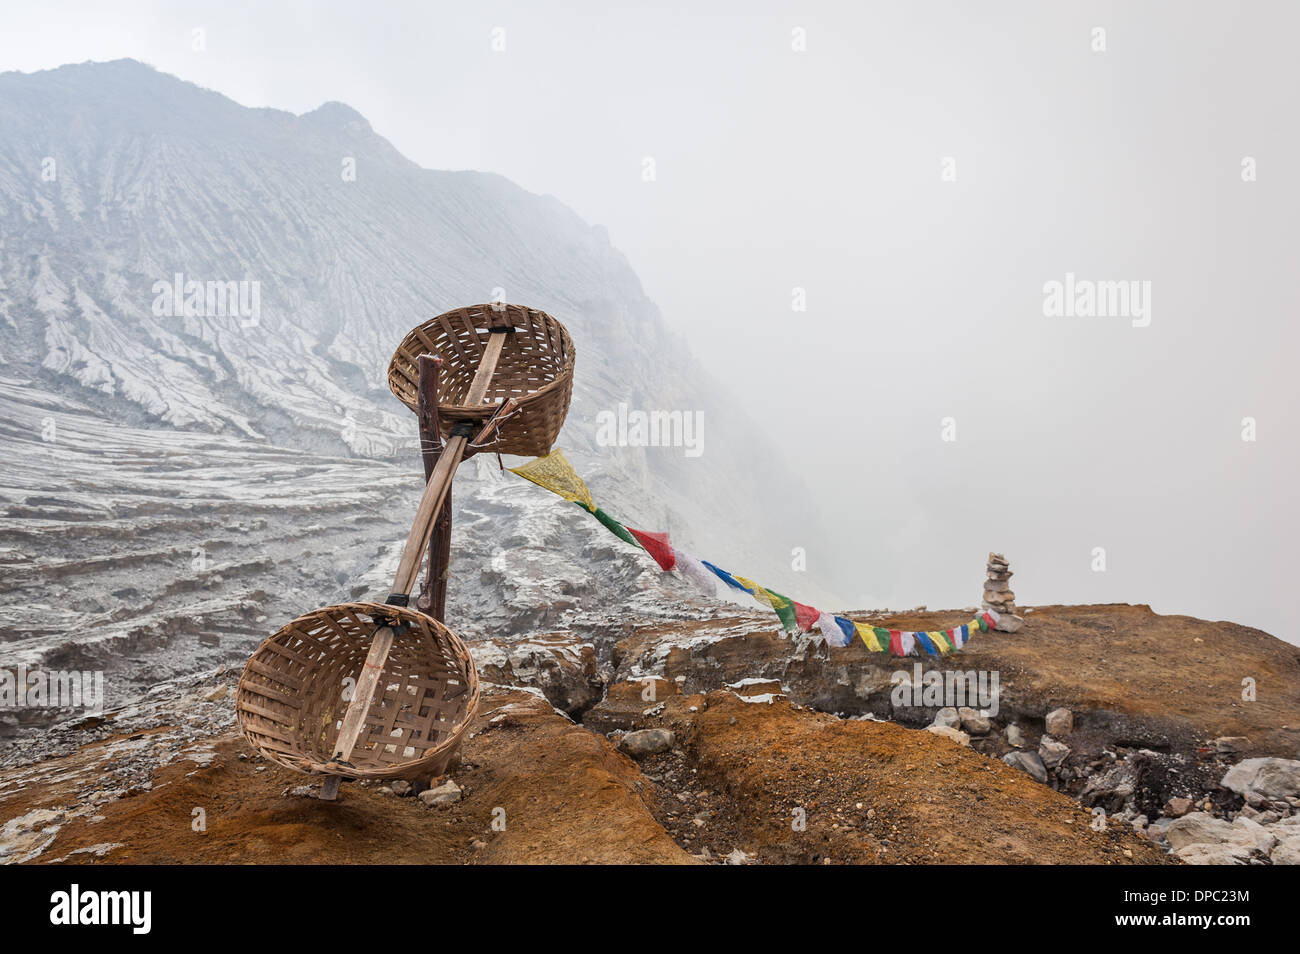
<box><xmin>0</xmin><ymin>687</ymin><xmax>690</xmax><ymax>865</ymax></box>
<box><xmin>660</xmin><ymin>692</ymin><xmax>1166</xmax><ymax>864</ymax></box>
<box><xmin>2</xmin><ymin>686</ymin><xmax>1163</xmax><ymax>865</ymax></box>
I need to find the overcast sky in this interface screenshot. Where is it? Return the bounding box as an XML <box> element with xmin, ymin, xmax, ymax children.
<box><xmin>3</xmin><ymin>0</ymin><xmax>1297</xmax><ymax>640</ymax></box>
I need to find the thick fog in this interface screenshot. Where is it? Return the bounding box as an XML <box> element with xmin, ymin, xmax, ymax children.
<box><xmin>4</xmin><ymin>0</ymin><xmax>1296</xmax><ymax>640</ymax></box>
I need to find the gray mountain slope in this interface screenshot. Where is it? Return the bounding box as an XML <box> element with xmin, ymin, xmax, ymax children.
<box><xmin>0</xmin><ymin>60</ymin><xmax>851</xmax><ymax>716</ymax></box>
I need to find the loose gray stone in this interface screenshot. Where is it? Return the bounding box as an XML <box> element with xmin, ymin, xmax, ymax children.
<box><xmin>390</xmin><ymin>779</ymin><xmax>412</xmax><ymax>797</ymax></box>
<box><xmin>926</xmin><ymin>725</ymin><xmax>971</xmax><ymax>747</ymax></box>
<box><xmin>1271</xmin><ymin>833</ymin><xmax>1300</xmax><ymax>865</ymax></box>
<box><xmin>1232</xmin><ymin>816</ymin><xmax>1277</xmax><ymax>854</ymax></box>
<box><xmin>1164</xmin><ymin>796</ymin><xmax>1193</xmax><ymax>818</ymax></box>
<box><xmin>1174</xmin><ymin>843</ymin><xmax>1250</xmax><ymax>865</ymax></box>
<box><xmin>930</xmin><ymin>707</ymin><xmax>961</xmax><ymax>729</ymax></box>
<box><xmin>619</xmin><ymin>728</ymin><xmax>675</xmax><ymax>758</ymax></box>
<box><xmin>1044</xmin><ymin>708</ymin><xmax>1073</xmax><ymax>737</ymax></box>
<box><xmin>1166</xmin><ymin>813</ymin><xmax>1255</xmax><ymax>852</ymax></box>
<box><xmin>418</xmin><ymin>779</ymin><xmax>462</xmax><ymax>807</ymax></box>
<box><xmin>992</xmin><ymin>613</ymin><xmax>1025</xmax><ymax>634</ymax></box>
<box><xmin>1221</xmin><ymin>758</ymin><xmax>1300</xmax><ymax>805</ymax></box>
<box><xmin>1006</xmin><ymin>724</ymin><xmax>1026</xmax><ymax>748</ymax></box>
<box><xmin>1003</xmin><ymin>751</ymin><xmax>1048</xmax><ymax>784</ymax></box>
<box><xmin>1039</xmin><ymin>737</ymin><xmax>1070</xmax><ymax>770</ymax></box>
<box><xmin>958</xmin><ymin>706</ymin><xmax>991</xmax><ymax>735</ymax></box>
<box><xmin>1145</xmin><ymin>817</ymin><xmax>1175</xmax><ymax>844</ymax></box>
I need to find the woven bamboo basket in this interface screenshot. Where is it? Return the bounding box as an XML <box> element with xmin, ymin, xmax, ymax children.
<box><xmin>236</xmin><ymin>602</ymin><xmax>479</xmax><ymax>781</ymax></box>
<box><xmin>387</xmin><ymin>302</ymin><xmax>574</xmax><ymax>458</ymax></box>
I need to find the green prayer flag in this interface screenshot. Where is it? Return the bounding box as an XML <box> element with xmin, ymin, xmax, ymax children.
<box><xmin>587</xmin><ymin>505</ymin><xmax>642</xmax><ymax>549</ymax></box>
<box><xmin>763</xmin><ymin>588</ymin><xmax>800</xmax><ymax>633</ymax></box>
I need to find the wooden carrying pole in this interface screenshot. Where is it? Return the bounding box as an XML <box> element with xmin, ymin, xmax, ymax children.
<box><xmin>416</xmin><ymin>355</ymin><xmax>451</xmax><ymax>621</ymax></box>
<box><xmin>320</xmin><ymin>330</ymin><xmax>510</xmax><ymax>799</ymax></box>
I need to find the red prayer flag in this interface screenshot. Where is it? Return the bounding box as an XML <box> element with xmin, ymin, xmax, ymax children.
<box><xmin>626</xmin><ymin>528</ymin><xmax>676</xmax><ymax>571</ymax></box>
<box><xmin>792</xmin><ymin>601</ymin><xmax>820</xmax><ymax>633</ymax></box>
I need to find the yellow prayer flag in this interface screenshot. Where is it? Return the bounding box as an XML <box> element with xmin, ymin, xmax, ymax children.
<box><xmin>733</xmin><ymin>575</ymin><xmax>783</xmax><ymax>609</ymax></box>
<box><xmin>508</xmin><ymin>449</ymin><xmax>596</xmax><ymax>511</ymax></box>
<box><xmin>854</xmin><ymin>622</ymin><xmax>883</xmax><ymax>653</ymax></box>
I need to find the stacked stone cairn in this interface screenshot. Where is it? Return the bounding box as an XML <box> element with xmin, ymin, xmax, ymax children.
<box><xmin>984</xmin><ymin>552</ymin><xmax>1024</xmax><ymax>633</ymax></box>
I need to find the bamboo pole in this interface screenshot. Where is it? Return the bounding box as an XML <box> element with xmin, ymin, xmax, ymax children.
<box><xmin>416</xmin><ymin>355</ymin><xmax>451</xmax><ymax>621</ymax></box>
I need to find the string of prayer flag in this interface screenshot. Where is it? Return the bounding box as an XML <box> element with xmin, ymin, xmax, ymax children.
<box><xmin>507</xmin><ymin>450</ymin><xmax>1001</xmax><ymax>657</ymax></box>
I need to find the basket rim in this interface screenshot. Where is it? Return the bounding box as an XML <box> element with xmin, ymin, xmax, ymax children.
<box><xmin>385</xmin><ymin>302</ymin><xmax>575</xmax><ymax>414</ymax></box>
<box><xmin>236</xmin><ymin>600</ymin><xmax>481</xmax><ymax>780</ymax></box>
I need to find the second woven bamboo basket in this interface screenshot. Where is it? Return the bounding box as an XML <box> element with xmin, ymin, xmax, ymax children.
<box><xmin>237</xmin><ymin>602</ymin><xmax>480</xmax><ymax>781</ymax></box>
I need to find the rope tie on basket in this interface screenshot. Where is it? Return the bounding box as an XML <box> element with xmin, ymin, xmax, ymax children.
<box><xmin>375</xmin><ymin>593</ymin><xmax>414</xmax><ymax>636</ymax></box>
<box><xmin>443</xmin><ymin>399</ymin><xmax>524</xmax><ymax>454</ymax></box>
<box><xmin>467</xmin><ymin>402</ymin><xmax>523</xmax><ymax>451</ymax></box>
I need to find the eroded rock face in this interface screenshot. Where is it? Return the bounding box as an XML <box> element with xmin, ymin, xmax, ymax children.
<box><xmin>470</xmin><ymin>634</ymin><xmax>606</xmax><ymax>718</ymax></box>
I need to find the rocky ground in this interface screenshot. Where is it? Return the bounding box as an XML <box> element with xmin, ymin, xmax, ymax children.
<box><xmin>3</xmin><ymin>602</ymin><xmax>1298</xmax><ymax>865</ymax></box>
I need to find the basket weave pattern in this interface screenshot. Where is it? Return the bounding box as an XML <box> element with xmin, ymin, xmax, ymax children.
<box><xmin>387</xmin><ymin>302</ymin><xmax>575</xmax><ymax>458</ymax></box>
<box><xmin>236</xmin><ymin>602</ymin><xmax>479</xmax><ymax>780</ymax></box>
